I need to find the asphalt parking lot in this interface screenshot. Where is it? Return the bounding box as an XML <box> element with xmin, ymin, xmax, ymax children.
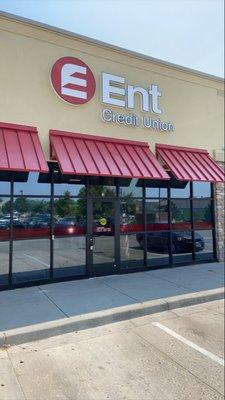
<box><xmin>0</xmin><ymin>299</ymin><xmax>224</xmax><ymax>400</ymax></box>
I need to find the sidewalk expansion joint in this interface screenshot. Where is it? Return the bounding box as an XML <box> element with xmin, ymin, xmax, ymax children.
<box><xmin>101</xmin><ymin>280</ymin><xmax>143</xmax><ymax>304</ymax></box>
<box><xmin>38</xmin><ymin>286</ymin><xmax>70</xmax><ymax>318</ymax></box>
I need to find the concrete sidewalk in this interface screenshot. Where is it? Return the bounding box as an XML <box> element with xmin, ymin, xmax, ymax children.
<box><xmin>0</xmin><ymin>262</ymin><xmax>224</xmax><ymax>346</ymax></box>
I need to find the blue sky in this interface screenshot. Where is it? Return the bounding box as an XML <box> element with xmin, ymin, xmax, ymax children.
<box><xmin>0</xmin><ymin>0</ymin><xmax>224</xmax><ymax>77</ymax></box>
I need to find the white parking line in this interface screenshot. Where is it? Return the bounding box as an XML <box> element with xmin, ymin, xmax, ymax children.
<box><xmin>23</xmin><ymin>254</ymin><xmax>50</xmax><ymax>267</ymax></box>
<box><xmin>152</xmin><ymin>322</ymin><xmax>224</xmax><ymax>367</ymax></box>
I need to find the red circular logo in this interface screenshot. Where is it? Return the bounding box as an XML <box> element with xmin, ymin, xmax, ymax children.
<box><xmin>51</xmin><ymin>57</ymin><xmax>96</xmax><ymax>104</ymax></box>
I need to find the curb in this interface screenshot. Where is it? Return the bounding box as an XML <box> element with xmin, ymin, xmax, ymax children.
<box><xmin>1</xmin><ymin>287</ymin><xmax>224</xmax><ymax>347</ymax></box>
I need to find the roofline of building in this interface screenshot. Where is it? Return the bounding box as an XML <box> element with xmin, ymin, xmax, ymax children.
<box><xmin>0</xmin><ymin>10</ymin><xmax>224</xmax><ymax>83</ymax></box>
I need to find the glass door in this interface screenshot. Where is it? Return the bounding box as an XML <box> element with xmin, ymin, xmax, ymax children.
<box><xmin>88</xmin><ymin>199</ymin><xmax>118</xmax><ymax>276</ymax></box>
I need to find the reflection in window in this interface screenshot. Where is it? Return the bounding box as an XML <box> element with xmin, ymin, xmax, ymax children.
<box><xmin>193</xmin><ymin>199</ymin><xmax>212</xmax><ymax>229</ymax></box>
<box><xmin>146</xmin><ymin>187</ymin><xmax>168</xmax><ymax>198</ymax></box>
<box><xmin>195</xmin><ymin>230</ymin><xmax>215</xmax><ymax>261</ymax></box>
<box><xmin>0</xmin><ymin>241</ymin><xmax>9</xmax><ymax>286</ymax></box>
<box><xmin>0</xmin><ymin>181</ymin><xmax>10</xmax><ymax>194</ymax></box>
<box><xmin>14</xmin><ymin>172</ymin><xmax>50</xmax><ymax>196</ymax></box>
<box><xmin>171</xmin><ymin>199</ymin><xmax>191</xmax><ymax>230</ymax></box>
<box><xmin>120</xmin><ymin>234</ymin><xmax>144</xmax><ymax>268</ymax></box>
<box><xmin>171</xmin><ymin>182</ymin><xmax>190</xmax><ymax>198</ymax></box>
<box><xmin>145</xmin><ymin>232</ymin><xmax>170</xmax><ymax>267</ymax></box>
<box><xmin>93</xmin><ymin>236</ymin><xmax>115</xmax><ymax>269</ymax></box>
<box><xmin>119</xmin><ymin>179</ymin><xmax>143</xmax><ymax>197</ymax></box>
<box><xmin>12</xmin><ymin>239</ymin><xmax>50</xmax><ymax>283</ymax></box>
<box><xmin>12</xmin><ymin>197</ymin><xmax>51</xmax><ymax>239</ymax></box>
<box><xmin>0</xmin><ymin>197</ymin><xmax>11</xmax><ymax>239</ymax></box>
<box><xmin>54</xmin><ymin>237</ymin><xmax>86</xmax><ymax>278</ymax></box>
<box><xmin>120</xmin><ymin>199</ymin><xmax>143</xmax><ymax>233</ymax></box>
<box><xmin>93</xmin><ymin>201</ymin><xmax>114</xmax><ymax>236</ymax></box>
<box><xmin>89</xmin><ymin>177</ymin><xmax>116</xmax><ymax>197</ymax></box>
<box><xmin>146</xmin><ymin>199</ymin><xmax>168</xmax><ymax>231</ymax></box>
<box><xmin>172</xmin><ymin>231</ymin><xmax>193</xmax><ymax>263</ymax></box>
<box><xmin>54</xmin><ymin>194</ymin><xmax>86</xmax><ymax>236</ymax></box>
<box><xmin>54</xmin><ymin>182</ymin><xmax>85</xmax><ymax>196</ymax></box>
<box><xmin>193</xmin><ymin>182</ymin><xmax>211</xmax><ymax>198</ymax></box>
<box><xmin>89</xmin><ymin>185</ymin><xmax>116</xmax><ymax>197</ymax></box>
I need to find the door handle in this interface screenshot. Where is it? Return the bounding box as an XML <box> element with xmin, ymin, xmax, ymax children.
<box><xmin>89</xmin><ymin>236</ymin><xmax>95</xmax><ymax>250</ymax></box>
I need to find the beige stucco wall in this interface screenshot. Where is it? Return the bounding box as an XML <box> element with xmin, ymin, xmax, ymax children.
<box><xmin>0</xmin><ymin>14</ymin><xmax>224</xmax><ymax>161</ymax></box>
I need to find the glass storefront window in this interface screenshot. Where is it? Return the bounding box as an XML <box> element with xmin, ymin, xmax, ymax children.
<box><xmin>53</xmin><ymin>236</ymin><xmax>86</xmax><ymax>278</ymax></box>
<box><xmin>12</xmin><ymin>239</ymin><xmax>50</xmax><ymax>284</ymax></box>
<box><xmin>171</xmin><ymin>182</ymin><xmax>190</xmax><ymax>198</ymax></box>
<box><xmin>92</xmin><ymin>236</ymin><xmax>115</xmax><ymax>271</ymax></box>
<box><xmin>120</xmin><ymin>199</ymin><xmax>143</xmax><ymax>233</ymax></box>
<box><xmin>54</xmin><ymin>196</ymin><xmax>86</xmax><ymax>236</ymax></box>
<box><xmin>12</xmin><ymin>197</ymin><xmax>51</xmax><ymax>239</ymax></box>
<box><xmin>89</xmin><ymin>185</ymin><xmax>116</xmax><ymax>197</ymax></box>
<box><xmin>92</xmin><ymin>200</ymin><xmax>114</xmax><ymax>235</ymax></box>
<box><xmin>0</xmin><ymin>181</ymin><xmax>10</xmax><ymax>194</ymax></box>
<box><xmin>89</xmin><ymin>177</ymin><xmax>116</xmax><ymax>197</ymax></box>
<box><xmin>146</xmin><ymin>199</ymin><xmax>168</xmax><ymax>231</ymax></box>
<box><xmin>0</xmin><ymin>241</ymin><xmax>9</xmax><ymax>287</ymax></box>
<box><xmin>171</xmin><ymin>199</ymin><xmax>191</xmax><ymax>230</ymax></box>
<box><xmin>120</xmin><ymin>234</ymin><xmax>144</xmax><ymax>269</ymax></box>
<box><xmin>172</xmin><ymin>231</ymin><xmax>193</xmax><ymax>263</ymax></box>
<box><xmin>0</xmin><ymin>174</ymin><xmax>218</xmax><ymax>290</ymax></box>
<box><xmin>146</xmin><ymin>187</ymin><xmax>168</xmax><ymax>198</ymax></box>
<box><xmin>193</xmin><ymin>198</ymin><xmax>212</xmax><ymax>229</ymax></box>
<box><xmin>145</xmin><ymin>232</ymin><xmax>170</xmax><ymax>267</ymax></box>
<box><xmin>0</xmin><ymin>197</ymin><xmax>11</xmax><ymax>239</ymax></box>
<box><xmin>14</xmin><ymin>172</ymin><xmax>50</xmax><ymax>196</ymax></box>
<box><xmin>54</xmin><ymin>182</ymin><xmax>85</xmax><ymax>197</ymax></box>
<box><xmin>119</xmin><ymin>179</ymin><xmax>143</xmax><ymax>197</ymax></box>
<box><xmin>91</xmin><ymin>199</ymin><xmax>116</xmax><ymax>275</ymax></box>
<box><xmin>195</xmin><ymin>230</ymin><xmax>214</xmax><ymax>261</ymax></box>
<box><xmin>193</xmin><ymin>182</ymin><xmax>211</xmax><ymax>198</ymax></box>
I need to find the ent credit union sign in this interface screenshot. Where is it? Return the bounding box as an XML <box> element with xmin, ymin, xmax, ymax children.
<box><xmin>51</xmin><ymin>57</ymin><xmax>174</xmax><ymax>133</ymax></box>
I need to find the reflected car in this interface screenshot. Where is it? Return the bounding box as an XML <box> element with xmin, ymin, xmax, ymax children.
<box><xmin>12</xmin><ymin>220</ymin><xmax>26</xmax><ymax>229</ymax></box>
<box><xmin>0</xmin><ymin>219</ymin><xmax>9</xmax><ymax>229</ymax></box>
<box><xmin>0</xmin><ymin>219</ymin><xmax>25</xmax><ymax>229</ymax></box>
<box><xmin>136</xmin><ymin>231</ymin><xmax>205</xmax><ymax>253</ymax></box>
<box><xmin>24</xmin><ymin>215</ymin><xmax>51</xmax><ymax>228</ymax></box>
<box><xmin>54</xmin><ymin>218</ymin><xmax>86</xmax><ymax>235</ymax></box>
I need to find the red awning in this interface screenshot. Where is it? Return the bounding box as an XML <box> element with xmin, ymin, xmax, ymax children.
<box><xmin>156</xmin><ymin>144</ymin><xmax>224</xmax><ymax>182</ymax></box>
<box><xmin>0</xmin><ymin>122</ymin><xmax>48</xmax><ymax>173</ymax></box>
<box><xmin>50</xmin><ymin>130</ymin><xmax>169</xmax><ymax>180</ymax></box>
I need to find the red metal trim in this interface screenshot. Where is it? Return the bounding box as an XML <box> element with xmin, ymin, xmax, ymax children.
<box><xmin>156</xmin><ymin>143</ymin><xmax>224</xmax><ymax>182</ymax></box>
<box><xmin>50</xmin><ymin>130</ymin><xmax>170</xmax><ymax>180</ymax></box>
<box><xmin>0</xmin><ymin>121</ymin><xmax>37</xmax><ymax>133</ymax></box>
<box><xmin>184</xmin><ymin>152</ymin><xmax>209</xmax><ymax>180</ymax></box>
<box><xmin>104</xmin><ymin>142</ymin><xmax>123</xmax><ymax>175</ymax></box>
<box><xmin>96</xmin><ymin>141</ymin><xmax>121</xmax><ymax>176</ymax></box>
<box><xmin>114</xmin><ymin>143</ymin><xmax>133</xmax><ymax>176</ymax></box>
<box><xmin>203</xmin><ymin>153</ymin><xmax>225</xmax><ymax>180</ymax></box>
<box><xmin>158</xmin><ymin>148</ymin><xmax>187</xmax><ymax>180</ymax></box>
<box><xmin>156</xmin><ymin>143</ymin><xmax>208</xmax><ymax>154</ymax></box>
<box><xmin>0</xmin><ymin>122</ymin><xmax>49</xmax><ymax>173</ymax></box>
<box><xmin>50</xmin><ymin>129</ymin><xmax>149</xmax><ymax>147</ymax></box>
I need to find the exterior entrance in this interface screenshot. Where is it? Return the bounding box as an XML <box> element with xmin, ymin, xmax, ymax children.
<box><xmin>0</xmin><ymin>174</ymin><xmax>218</xmax><ymax>291</ymax></box>
<box><xmin>87</xmin><ymin>199</ymin><xmax>119</xmax><ymax>277</ymax></box>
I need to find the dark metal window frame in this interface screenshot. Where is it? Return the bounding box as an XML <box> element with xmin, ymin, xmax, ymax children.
<box><xmin>0</xmin><ymin>173</ymin><xmax>218</xmax><ymax>291</ymax></box>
